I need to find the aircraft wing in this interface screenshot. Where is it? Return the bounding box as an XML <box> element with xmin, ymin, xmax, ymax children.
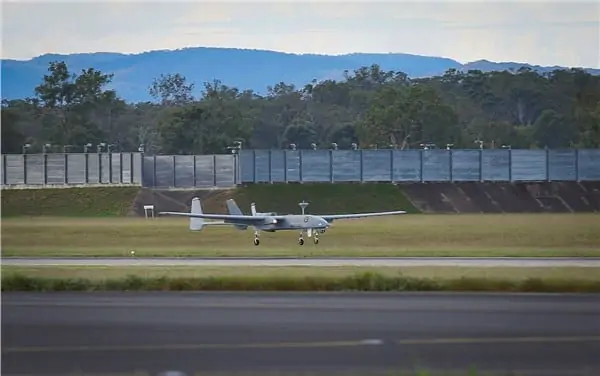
<box><xmin>202</xmin><ymin>221</ymin><xmax>235</xmax><ymax>226</ymax></box>
<box><xmin>159</xmin><ymin>211</ymin><xmax>268</xmax><ymax>223</ymax></box>
<box><xmin>321</xmin><ymin>210</ymin><xmax>407</xmax><ymax>222</ymax></box>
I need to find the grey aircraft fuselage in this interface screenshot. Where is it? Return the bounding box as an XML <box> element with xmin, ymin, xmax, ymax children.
<box><xmin>230</xmin><ymin>214</ymin><xmax>330</xmax><ymax>232</ymax></box>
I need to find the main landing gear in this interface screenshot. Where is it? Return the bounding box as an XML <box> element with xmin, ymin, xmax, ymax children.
<box><xmin>252</xmin><ymin>230</ymin><xmax>321</xmax><ymax>246</ymax></box>
<box><xmin>298</xmin><ymin>231</ymin><xmax>319</xmax><ymax>246</ymax></box>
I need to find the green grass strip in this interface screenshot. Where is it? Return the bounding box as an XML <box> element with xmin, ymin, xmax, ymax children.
<box><xmin>3</xmin><ymin>272</ymin><xmax>599</xmax><ymax>293</ymax></box>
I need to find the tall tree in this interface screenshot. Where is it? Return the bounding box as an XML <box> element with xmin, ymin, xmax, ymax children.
<box><xmin>32</xmin><ymin>61</ymin><xmax>118</xmax><ymax>149</ymax></box>
<box><xmin>148</xmin><ymin>73</ymin><xmax>195</xmax><ymax>106</ymax></box>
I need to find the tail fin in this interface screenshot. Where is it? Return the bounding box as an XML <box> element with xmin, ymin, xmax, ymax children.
<box><xmin>250</xmin><ymin>203</ymin><xmax>257</xmax><ymax>216</ymax></box>
<box><xmin>226</xmin><ymin>199</ymin><xmax>248</xmax><ymax>231</ymax></box>
<box><xmin>189</xmin><ymin>197</ymin><xmax>204</xmax><ymax>231</ymax></box>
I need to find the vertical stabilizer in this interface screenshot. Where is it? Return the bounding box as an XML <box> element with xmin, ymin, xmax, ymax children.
<box><xmin>189</xmin><ymin>197</ymin><xmax>204</xmax><ymax>231</ymax></box>
<box><xmin>226</xmin><ymin>199</ymin><xmax>248</xmax><ymax>230</ymax></box>
<box><xmin>250</xmin><ymin>203</ymin><xmax>257</xmax><ymax>216</ymax></box>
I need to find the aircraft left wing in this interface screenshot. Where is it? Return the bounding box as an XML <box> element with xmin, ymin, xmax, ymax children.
<box><xmin>159</xmin><ymin>211</ymin><xmax>269</xmax><ymax>223</ymax></box>
<box><xmin>321</xmin><ymin>210</ymin><xmax>407</xmax><ymax>222</ymax></box>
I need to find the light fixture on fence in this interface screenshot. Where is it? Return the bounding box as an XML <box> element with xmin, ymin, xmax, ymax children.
<box><xmin>310</xmin><ymin>143</ymin><xmax>317</xmax><ymax>150</ymax></box>
<box><xmin>501</xmin><ymin>144</ymin><xmax>511</xmax><ymax>150</ymax></box>
<box><xmin>227</xmin><ymin>141</ymin><xmax>243</xmax><ymax>154</ymax></box>
<box><xmin>446</xmin><ymin>143</ymin><xmax>454</xmax><ymax>150</ymax></box>
<box><xmin>474</xmin><ymin>140</ymin><xmax>484</xmax><ymax>149</ymax></box>
<box><xmin>42</xmin><ymin>143</ymin><xmax>51</xmax><ymax>153</ymax></box>
<box><xmin>330</xmin><ymin>142</ymin><xmax>338</xmax><ymax>150</ymax></box>
<box><xmin>351</xmin><ymin>143</ymin><xmax>358</xmax><ymax>150</ymax></box>
<box><xmin>22</xmin><ymin>144</ymin><xmax>31</xmax><ymax>154</ymax></box>
<box><xmin>420</xmin><ymin>143</ymin><xmax>436</xmax><ymax>150</ymax></box>
<box><xmin>107</xmin><ymin>144</ymin><xmax>115</xmax><ymax>153</ymax></box>
<box><xmin>84</xmin><ymin>143</ymin><xmax>92</xmax><ymax>153</ymax></box>
<box><xmin>138</xmin><ymin>144</ymin><xmax>145</xmax><ymax>152</ymax></box>
<box><xmin>289</xmin><ymin>143</ymin><xmax>297</xmax><ymax>151</ymax></box>
<box><xmin>98</xmin><ymin>143</ymin><xmax>106</xmax><ymax>153</ymax></box>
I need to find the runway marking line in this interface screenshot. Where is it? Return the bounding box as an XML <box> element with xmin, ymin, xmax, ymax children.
<box><xmin>393</xmin><ymin>335</ymin><xmax>600</xmax><ymax>345</ymax></box>
<box><xmin>3</xmin><ymin>335</ymin><xmax>600</xmax><ymax>354</ymax></box>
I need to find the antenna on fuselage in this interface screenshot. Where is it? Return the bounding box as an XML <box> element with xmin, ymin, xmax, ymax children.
<box><xmin>298</xmin><ymin>201</ymin><xmax>309</xmax><ymax>215</ymax></box>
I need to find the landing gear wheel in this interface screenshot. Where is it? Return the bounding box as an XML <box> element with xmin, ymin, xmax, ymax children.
<box><xmin>298</xmin><ymin>238</ymin><xmax>304</xmax><ymax>246</ymax></box>
<box><xmin>253</xmin><ymin>238</ymin><xmax>260</xmax><ymax>246</ymax></box>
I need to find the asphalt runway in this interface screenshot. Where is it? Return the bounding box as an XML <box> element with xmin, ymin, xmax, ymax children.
<box><xmin>3</xmin><ymin>256</ymin><xmax>600</xmax><ymax>267</ymax></box>
<box><xmin>2</xmin><ymin>292</ymin><xmax>600</xmax><ymax>376</ymax></box>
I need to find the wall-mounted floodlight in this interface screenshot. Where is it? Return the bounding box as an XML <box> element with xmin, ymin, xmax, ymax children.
<box><xmin>84</xmin><ymin>143</ymin><xmax>92</xmax><ymax>153</ymax></box>
<box><xmin>351</xmin><ymin>143</ymin><xmax>358</xmax><ymax>150</ymax></box>
<box><xmin>330</xmin><ymin>142</ymin><xmax>338</xmax><ymax>150</ymax></box>
<box><xmin>289</xmin><ymin>143</ymin><xmax>297</xmax><ymax>151</ymax></box>
<box><xmin>474</xmin><ymin>140</ymin><xmax>484</xmax><ymax>149</ymax></box>
<box><xmin>22</xmin><ymin>144</ymin><xmax>31</xmax><ymax>154</ymax></box>
<box><xmin>420</xmin><ymin>143</ymin><xmax>436</xmax><ymax>150</ymax></box>
<box><xmin>501</xmin><ymin>144</ymin><xmax>511</xmax><ymax>150</ymax></box>
<box><xmin>227</xmin><ymin>141</ymin><xmax>243</xmax><ymax>154</ymax></box>
<box><xmin>310</xmin><ymin>143</ymin><xmax>317</xmax><ymax>150</ymax></box>
<box><xmin>42</xmin><ymin>143</ymin><xmax>51</xmax><ymax>153</ymax></box>
<box><xmin>138</xmin><ymin>144</ymin><xmax>145</xmax><ymax>153</ymax></box>
<box><xmin>446</xmin><ymin>143</ymin><xmax>454</xmax><ymax>150</ymax></box>
<box><xmin>97</xmin><ymin>142</ymin><xmax>106</xmax><ymax>153</ymax></box>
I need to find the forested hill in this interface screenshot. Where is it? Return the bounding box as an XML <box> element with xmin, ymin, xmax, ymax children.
<box><xmin>2</xmin><ymin>59</ymin><xmax>599</xmax><ymax>156</ymax></box>
<box><xmin>2</xmin><ymin>47</ymin><xmax>599</xmax><ymax>102</ymax></box>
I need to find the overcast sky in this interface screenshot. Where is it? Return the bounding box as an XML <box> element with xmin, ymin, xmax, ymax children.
<box><xmin>2</xmin><ymin>0</ymin><xmax>599</xmax><ymax>68</ymax></box>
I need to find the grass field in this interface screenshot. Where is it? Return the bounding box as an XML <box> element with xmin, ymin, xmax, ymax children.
<box><xmin>2</xmin><ymin>213</ymin><xmax>599</xmax><ymax>257</ymax></box>
<box><xmin>1</xmin><ymin>186</ymin><xmax>141</xmax><ymax>217</ymax></box>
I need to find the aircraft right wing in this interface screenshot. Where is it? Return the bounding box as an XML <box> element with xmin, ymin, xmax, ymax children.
<box><xmin>321</xmin><ymin>210</ymin><xmax>407</xmax><ymax>222</ymax></box>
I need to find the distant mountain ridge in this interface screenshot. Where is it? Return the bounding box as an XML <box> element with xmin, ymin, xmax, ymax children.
<box><xmin>2</xmin><ymin>47</ymin><xmax>599</xmax><ymax>103</ymax></box>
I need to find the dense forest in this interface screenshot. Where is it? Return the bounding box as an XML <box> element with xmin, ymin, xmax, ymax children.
<box><xmin>2</xmin><ymin>61</ymin><xmax>599</xmax><ymax>154</ymax></box>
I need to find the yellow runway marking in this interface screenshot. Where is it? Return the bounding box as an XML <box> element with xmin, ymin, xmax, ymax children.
<box><xmin>3</xmin><ymin>335</ymin><xmax>600</xmax><ymax>354</ymax></box>
<box><xmin>1</xmin><ymin>340</ymin><xmax>366</xmax><ymax>353</ymax></box>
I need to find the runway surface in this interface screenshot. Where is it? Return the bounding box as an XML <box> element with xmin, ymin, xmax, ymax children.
<box><xmin>2</xmin><ymin>292</ymin><xmax>600</xmax><ymax>376</ymax></box>
<box><xmin>3</xmin><ymin>256</ymin><xmax>600</xmax><ymax>267</ymax></box>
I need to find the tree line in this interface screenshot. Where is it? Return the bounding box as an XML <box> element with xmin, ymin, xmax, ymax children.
<box><xmin>2</xmin><ymin>61</ymin><xmax>599</xmax><ymax>154</ymax></box>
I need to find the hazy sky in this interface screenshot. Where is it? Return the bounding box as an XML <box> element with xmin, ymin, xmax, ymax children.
<box><xmin>2</xmin><ymin>0</ymin><xmax>599</xmax><ymax>68</ymax></box>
